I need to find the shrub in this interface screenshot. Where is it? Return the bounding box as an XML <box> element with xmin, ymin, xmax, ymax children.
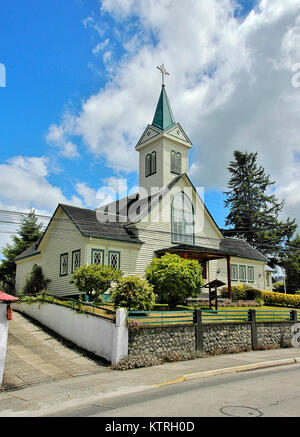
<box><xmin>145</xmin><ymin>253</ymin><xmax>204</xmax><ymax>309</ymax></box>
<box><xmin>272</xmin><ymin>282</ymin><xmax>285</xmax><ymax>293</ymax></box>
<box><xmin>110</xmin><ymin>276</ymin><xmax>156</xmax><ymax>311</ymax></box>
<box><xmin>220</xmin><ymin>284</ymin><xmax>248</xmax><ymax>300</ymax></box>
<box><xmin>70</xmin><ymin>264</ymin><xmax>123</xmax><ymax>302</ymax></box>
<box><xmin>23</xmin><ymin>265</ymin><xmax>51</xmax><ymax>295</ymax></box>
<box><xmin>260</xmin><ymin>290</ymin><xmax>300</xmax><ymax>308</ymax></box>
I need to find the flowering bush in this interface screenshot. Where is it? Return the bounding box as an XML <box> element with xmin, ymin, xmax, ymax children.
<box><xmin>110</xmin><ymin>276</ymin><xmax>156</xmax><ymax>311</ymax></box>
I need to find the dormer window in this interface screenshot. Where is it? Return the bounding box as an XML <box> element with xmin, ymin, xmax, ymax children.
<box><xmin>171</xmin><ymin>151</ymin><xmax>182</xmax><ymax>175</ymax></box>
<box><xmin>145</xmin><ymin>151</ymin><xmax>157</xmax><ymax>177</ymax></box>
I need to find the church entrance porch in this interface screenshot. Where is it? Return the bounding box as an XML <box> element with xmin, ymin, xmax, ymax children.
<box><xmin>155</xmin><ymin>244</ymin><xmax>237</xmax><ymax>300</ymax></box>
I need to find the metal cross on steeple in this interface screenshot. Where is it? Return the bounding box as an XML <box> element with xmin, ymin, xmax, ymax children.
<box><xmin>157</xmin><ymin>64</ymin><xmax>170</xmax><ymax>86</ymax></box>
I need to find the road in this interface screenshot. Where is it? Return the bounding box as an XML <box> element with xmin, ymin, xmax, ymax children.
<box><xmin>46</xmin><ymin>363</ymin><xmax>300</xmax><ymax>417</ymax></box>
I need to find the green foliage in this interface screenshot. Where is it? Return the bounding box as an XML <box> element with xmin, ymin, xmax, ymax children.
<box><xmin>70</xmin><ymin>264</ymin><xmax>123</xmax><ymax>301</ymax></box>
<box><xmin>220</xmin><ymin>284</ymin><xmax>262</xmax><ymax>301</ymax></box>
<box><xmin>145</xmin><ymin>253</ymin><xmax>204</xmax><ymax>309</ymax></box>
<box><xmin>23</xmin><ymin>265</ymin><xmax>51</xmax><ymax>295</ymax></box>
<box><xmin>284</xmin><ymin>234</ymin><xmax>300</xmax><ymax>293</ymax></box>
<box><xmin>272</xmin><ymin>282</ymin><xmax>285</xmax><ymax>293</ymax></box>
<box><xmin>0</xmin><ymin>209</ymin><xmax>43</xmax><ymax>292</ymax></box>
<box><xmin>110</xmin><ymin>276</ymin><xmax>156</xmax><ymax>311</ymax></box>
<box><xmin>223</xmin><ymin>151</ymin><xmax>297</xmax><ymax>265</ymax></box>
<box><xmin>260</xmin><ymin>290</ymin><xmax>300</xmax><ymax>308</ymax></box>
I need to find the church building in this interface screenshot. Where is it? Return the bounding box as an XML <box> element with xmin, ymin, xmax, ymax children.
<box><xmin>15</xmin><ymin>68</ymin><xmax>272</xmax><ymax>297</ymax></box>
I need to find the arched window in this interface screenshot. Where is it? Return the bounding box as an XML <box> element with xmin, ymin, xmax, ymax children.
<box><xmin>171</xmin><ymin>151</ymin><xmax>182</xmax><ymax>175</ymax></box>
<box><xmin>171</xmin><ymin>192</ymin><xmax>194</xmax><ymax>244</ymax></box>
<box><xmin>145</xmin><ymin>151</ymin><xmax>157</xmax><ymax>177</ymax></box>
<box><xmin>145</xmin><ymin>154</ymin><xmax>151</xmax><ymax>177</ymax></box>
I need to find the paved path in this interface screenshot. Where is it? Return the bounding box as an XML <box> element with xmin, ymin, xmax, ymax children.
<box><xmin>2</xmin><ymin>312</ymin><xmax>109</xmax><ymax>391</ymax></box>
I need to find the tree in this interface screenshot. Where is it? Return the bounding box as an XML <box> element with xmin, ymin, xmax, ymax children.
<box><xmin>284</xmin><ymin>234</ymin><xmax>300</xmax><ymax>293</ymax></box>
<box><xmin>0</xmin><ymin>209</ymin><xmax>43</xmax><ymax>292</ymax></box>
<box><xmin>70</xmin><ymin>264</ymin><xmax>123</xmax><ymax>301</ymax></box>
<box><xmin>145</xmin><ymin>253</ymin><xmax>204</xmax><ymax>309</ymax></box>
<box><xmin>110</xmin><ymin>276</ymin><xmax>156</xmax><ymax>311</ymax></box>
<box><xmin>23</xmin><ymin>265</ymin><xmax>51</xmax><ymax>295</ymax></box>
<box><xmin>223</xmin><ymin>151</ymin><xmax>297</xmax><ymax>266</ymax></box>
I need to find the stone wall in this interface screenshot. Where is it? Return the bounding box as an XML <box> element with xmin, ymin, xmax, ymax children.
<box><xmin>203</xmin><ymin>323</ymin><xmax>252</xmax><ymax>354</ymax></box>
<box><xmin>256</xmin><ymin>322</ymin><xmax>294</xmax><ymax>348</ymax></box>
<box><xmin>129</xmin><ymin>324</ymin><xmax>195</xmax><ymax>356</ymax></box>
<box><xmin>128</xmin><ymin>321</ymin><xmax>296</xmax><ymax>357</ymax></box>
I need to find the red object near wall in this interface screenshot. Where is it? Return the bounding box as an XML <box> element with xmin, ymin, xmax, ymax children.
<box><xmin>7</xmin><ymin>306</ymin><xmax>13</xmax><ymax>320</ymax></box>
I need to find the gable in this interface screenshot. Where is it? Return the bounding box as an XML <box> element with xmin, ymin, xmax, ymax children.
<box><xmin>136</xmin><ymin>125</ymin><xmax>162</xmax><ymax>150</ymax></box>
<box><xmin>164</xmin><ymin>123</ymin><xmax>192</xmax><ymax>146</ymax></box>
<box><xmin>135</xmin><ymin>173</ymin><xmax>223</xmax><ymax>243</ymax></box>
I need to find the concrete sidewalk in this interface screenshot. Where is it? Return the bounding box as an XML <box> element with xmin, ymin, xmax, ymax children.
<box><xmin>1</xmin><ymin>347</ymin><xmax>300</xmax><ymax>417</ymax></box>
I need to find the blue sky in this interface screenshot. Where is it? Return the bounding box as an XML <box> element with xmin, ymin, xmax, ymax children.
<box><xmin>0</xmin><ymin>0</ymin><xmax>299</xmax><ymax>251</ymax></box>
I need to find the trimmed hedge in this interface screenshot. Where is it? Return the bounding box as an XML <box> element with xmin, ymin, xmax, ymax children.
<box><xmin>259</xmin><ymin>290</ymin><xmax>300</xmax><ymax>308</ymax></box>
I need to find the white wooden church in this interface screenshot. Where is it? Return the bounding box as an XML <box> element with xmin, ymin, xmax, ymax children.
<box><xmin>15</xmin><ymin>67</ymin><xmax>273</xmax><ymax>297</ymax></box>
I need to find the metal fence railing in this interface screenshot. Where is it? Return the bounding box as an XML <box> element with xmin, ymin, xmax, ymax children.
<box><xmin>129</xmin><ymin>308</ymin><xmax>297</xmax><ymax>326</ymax></box>
<box><xmin>42</xmin><ymin>293</ymin><xmax>116</xmax><ymax>322</ymax></box>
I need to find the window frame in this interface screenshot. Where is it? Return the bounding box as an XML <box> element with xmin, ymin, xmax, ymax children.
<box><xmin>171</xmin><ymin>191</ymin><xmax>195</xmax><ymax>245</ymax></box>
<box><xmin>71</xmin><ymin>250</ymin><xmax>81</xmax><ymax>273</ymax></box>
<box><xmin>248</xmin><ymin>266</ymin><xmax>255</xmax><ymax>283</ymax></box>
<box><xmin>170</xmin><ymin>150</ymin><xmax>182</xmax><ymax>175</ymax></box>
<box><xmin>60</xmin><ymin>253</ymin><xmax>68</xmax><ymax>277</ymax></box>
<box><xmin>239</xmin><ymin>265</ymin><xmax>247</xmax><ymax>282</ymax></box>
<box><xmin>108</xmin><ymin>250</ymin><xmax>121</xmax><ymax>270</ymax></box>
<box><xmin>91</xmin><ymin>249</ymin><xmax>104</xmax><ymax>266</ymax></box>
<box><xmin>231</xmin><ymin>264</ymin><xmax>238</xmax><ymax>282</ymax></box>
<box><xmin>145</xmin><ymin>151</ymin><xmax>157</xmax><ymax>177</ymax></box>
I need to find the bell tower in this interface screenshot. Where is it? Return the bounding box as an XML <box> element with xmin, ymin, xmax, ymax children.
<box><xmin>136</xmin><ymin>65</ymin><xmax>192</xmax><ymax>197</ymax></box>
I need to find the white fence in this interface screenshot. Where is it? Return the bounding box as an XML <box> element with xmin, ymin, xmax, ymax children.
<box><xmin>13</xmin><ymin>302</ymin><xmax>128</xmax><ymax>364</ymax></box>
<box><xmin>0</xmin><ymin>304</ymin><xmax>8</xmax><ymax>385</ymax></box>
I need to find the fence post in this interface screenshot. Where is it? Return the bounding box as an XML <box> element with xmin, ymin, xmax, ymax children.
<box><xmin>290</xmin><ymin>310</ymin><xmax>297</xmax><ymax>322</ymax></box>
<box><xmin>194</xmin><ymin>309</ymin><xmax>203</xmax><ymax>352</ymax></box>
<box><xmin>112</xmin><ymin>308</ymin><xmax>128</xmax><ymax>364</ymax></box>
<box><xmin>249</xmin><ymin>309</ymin><xmax>257</xmax><ymax>349</ymax></box>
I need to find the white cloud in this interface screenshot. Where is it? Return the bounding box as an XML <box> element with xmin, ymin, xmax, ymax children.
<box><xmin>49</xmin><ymin>0</ymin><xmax>300</xmax><ymax>224</ymax></box>
<box><xmin>46</xmin><ymin>113</ymin><xmax>79</xmax><ymax>158</ymax></box>
<box><xmin>92</xmin><ymin>38</ymin><xmax>110</xmax><ymax>55</ymax></box>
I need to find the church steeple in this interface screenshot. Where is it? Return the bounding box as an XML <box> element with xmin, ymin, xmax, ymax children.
<box><xmin>152</xmin><ymin>85</ymin><xmax>176</xmax><ymax>131</ymax></box>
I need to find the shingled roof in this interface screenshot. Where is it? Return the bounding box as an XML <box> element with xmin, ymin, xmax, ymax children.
<box><xmin>14</xmin><ymin>238</ymin><xmax>42</xmax><ymax>262</ymax></box>
<box><xmin>220</xmin><ymin>238</ymin><xmax>269</xmax><ymax>262</ymax></box>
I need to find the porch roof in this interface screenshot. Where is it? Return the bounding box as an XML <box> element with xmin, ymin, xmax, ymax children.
<box><xmin>155</xmin><ymin>244</ymin><xmax>237</xmax><ymax>261</ymax></box>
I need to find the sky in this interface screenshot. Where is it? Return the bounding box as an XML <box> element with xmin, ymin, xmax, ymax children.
<box><xmin>0</xmin><ymin>0</ymin><xmax>300</xmax><ymax>253</ymax></box>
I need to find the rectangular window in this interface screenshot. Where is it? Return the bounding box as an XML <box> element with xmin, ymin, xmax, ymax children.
<box><xmin>200</xmin><ymin>261</ymin><xmax>207</xmax><ymax>279</ymax></box>
<box><xmin>266</xmin><ymin>272</ymin><xmax>270</xmax><ymax>286</ymax></box>
<box><xmin>248</xmin><ymin>266</ymin><xmax>254</xmax><ymax>283</ymax></box>
<box><xmin>60</xmin><ymin>253</ymin><xmax>68</xmax><ymax>276</ymax></box>
<box><xmin>231</xmin><ymin>264</ymin><xmax>238</xmax><ymax>281</ymax></box>
<box><xmin>239</xmin><ymin>265</ymin><xmax>246</xmax><ymax>282</ymax></box>
<box><xmin>72</xmin><ymin>250</ymin><xmax>80</xmax><ymax>273</ymax></box>
<box><xmin>108</xmin><ymin>251</ymin><xmax>120</xmax><ymax>270</ymax></box>
<box><xmin>91</xmin><ymin>249</ymin><xmax>104</xmax><ymax>266</ymax></box>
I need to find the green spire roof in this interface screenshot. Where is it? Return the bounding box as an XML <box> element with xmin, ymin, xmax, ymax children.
<box><xmin>152</xmin><ymin>85</ymin><xmax>175</xmax><ymax>131</ymax></box>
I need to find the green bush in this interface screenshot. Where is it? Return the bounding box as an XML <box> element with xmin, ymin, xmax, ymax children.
<box><xmin>70</xmin><ymin>264</ymin><xmax>123</xmax><ymax>302</ymax></box>
<box><xmin>260</xmin><ymin>290</ymin><xmax>300</xmax><ymax>308</ymax></box>
<box><xmin>145</xmin><ymin>253</ymin><xmax>204</xmax><ymax>309</ymax></box>
<box><xmin>110</xmin><ymin>276</ymin><xmax>156</xmax><ymax>311</ymax></box>
<box><xmin>272</xmin><ymin>282</ymin><xmax>285</xmax><ymax>293</ymax></box>
<box><xmin>23</xmin><ymin>265</ymin><xmax>51</xmax><ymax>295</ymax></box>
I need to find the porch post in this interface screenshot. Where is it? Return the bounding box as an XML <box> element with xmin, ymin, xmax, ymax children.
<box><xmin>227</xmin><ymin>256</ymin><xmax>232</xmax><ymax>299</ymax></box>
<box><xmin>183</xmin><ymin>252</ymin><xmax>188</xmax><ymax>260</ymax></box>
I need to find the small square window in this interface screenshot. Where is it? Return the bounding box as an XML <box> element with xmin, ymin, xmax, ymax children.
<box><xmin>60</xmin><ymin>253</ymin><xmax>68</xmax><ymax>276</ymax></box>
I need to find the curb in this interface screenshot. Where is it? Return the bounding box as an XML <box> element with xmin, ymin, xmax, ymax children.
<box><xmin>183</xmin><ymin>358</ymin><xmax>299</xmax><ymax>381</ymax></box>
<box><xmin>156</xmin><ymin>357</ymin><xmax>300</xmax><ymax>386</ymax></box>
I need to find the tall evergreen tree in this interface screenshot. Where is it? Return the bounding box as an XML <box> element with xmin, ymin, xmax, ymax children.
<box><xmin>284</xmin><ymin>234</ymin><xmax>300</xmax><ymax>293</ymax></box>
<box><xmin>0</xmin><ymin>209</ymin><xmax>43</xmax><ymax>292</ymax></box>
<box><xmin>223</xmin><ymin>151</ymin><xmax>297</xmax><ymax>266</ymax></box>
